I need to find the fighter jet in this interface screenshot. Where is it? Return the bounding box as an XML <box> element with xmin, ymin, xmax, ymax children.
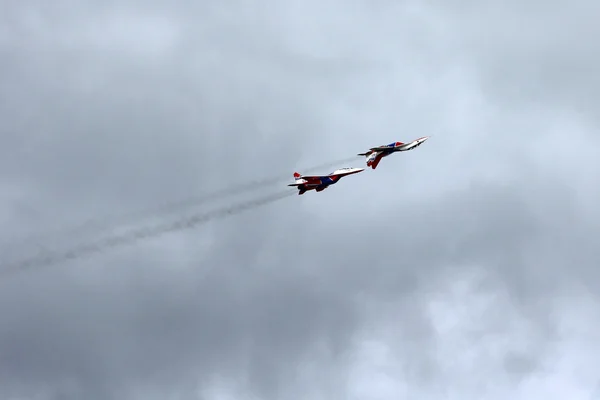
<box><xmin>288</xmin><ymin>167</ymin><xmax>364</xmax><ymax>195</ymax></box>
<box><xmin>358</xmin><ymin>136</ymin><xmax>430</xmax><ymax>169</ymax></box>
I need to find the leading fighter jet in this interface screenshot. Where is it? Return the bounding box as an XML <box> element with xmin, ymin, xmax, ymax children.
<box><xmin>358</xmin><ymin>136</ymin><xmax>430</xmax><ymax>169</ymax></box>
<box><xmin>288</xmin><ymin>167</ymin><xmax>364</xmax><ymax>195</ymax></box>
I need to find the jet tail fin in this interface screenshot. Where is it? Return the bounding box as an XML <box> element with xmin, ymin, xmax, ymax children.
<box><xmin>288</xmin><ymin>172</ymin><xmax>304</xmax><ymax>186</ymax></box>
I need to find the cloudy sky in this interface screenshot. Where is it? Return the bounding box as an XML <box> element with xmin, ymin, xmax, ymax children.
<box><xmin>1</xmin><ymin>0</ymin><xmax>600</xmax><ymax>399</ymax></box>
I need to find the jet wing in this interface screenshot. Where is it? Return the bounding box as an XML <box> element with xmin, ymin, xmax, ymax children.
<box><xmin>359</xmin><ymin>146</ymin><xmax>392</xmax><ymax>154</ymax></box>
<box><xmin>287</xmin><ymin>175</ymin><xmax>323</xmax><ymax>186</ymax></box>
<box><xmin>369</xmin><ymin>146</ymin><xmax>395</xmax><ymax>152</ymax></box>
<box><xmin>294</xmin><ymin>175</ymin><xmax>323</xmax><ymax>181</ymax></box>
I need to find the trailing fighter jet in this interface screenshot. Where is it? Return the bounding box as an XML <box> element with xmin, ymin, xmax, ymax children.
<box><xmin>358</xmin><ymin>136</ymin><xmax>430</xmax><ymax>169</ymax></box>
<box><xmin>288</xmin><ymin>167</ymin><xmax>364</xmax><ymax>195</ymax></box>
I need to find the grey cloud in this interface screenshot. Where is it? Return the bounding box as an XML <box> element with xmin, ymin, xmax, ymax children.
<box><xmin>429</xmin><ymin>1</ymin><xmax>600</xmax><ymax>124</ymax></box>
<box><xmin>1</xmin><ymin>1</ymin><xmax>600</xmax><ymax>399</ymax></box>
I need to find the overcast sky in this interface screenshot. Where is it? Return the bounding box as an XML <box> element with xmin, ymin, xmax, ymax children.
<box><xmin>1</xmin><ymin>0</ymin><xmax>600</xmax><ymax>399</ymax></box>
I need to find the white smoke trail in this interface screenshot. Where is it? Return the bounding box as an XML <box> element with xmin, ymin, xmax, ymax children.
<box><xmin>3</xmin><ymin>156</ymin><xmax>357</xmax><ymax>247</ymax></box>
<box><xmin>1</xmin><ymin>189</ymin><xmax>296</xmax><ymax>277</ymax></box>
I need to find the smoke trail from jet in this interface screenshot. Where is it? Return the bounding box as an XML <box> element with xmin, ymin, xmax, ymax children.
<box><xmin>1</xmin><ymin>188</ymin><xmax>296</xmax><ymax>277</ymax></box>
<box><xmin>4</xmin><ymin>156</ymin><xmax>357</xmax><ymax>247</ymax></box>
